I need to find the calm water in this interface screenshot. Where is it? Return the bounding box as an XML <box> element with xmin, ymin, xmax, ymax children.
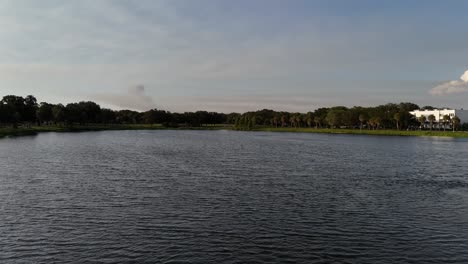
<box><xmin>1</xmin><ymin>130</ymin><xmax>468</xmax><ymax>263</ymax></box>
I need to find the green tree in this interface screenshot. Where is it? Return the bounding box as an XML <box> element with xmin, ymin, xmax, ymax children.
<box><xmin>313</xmin><ymin>116</ymin><xmax>321</xmax><ymax>129</ymax></box>
<box><xmin>418</xmin><ymin>115</ymin><xmax>427</xmax><ymax>130</ymax></box>
<box><xmin>281</xmin><ymin>115</ymin><xmax>287</xmax><ymax>127</ymax></box>
<box><xmin>305</xmin><ymin>112</ymin><xmax>313</xmax><ymax>128</ymax></box>
<box><xmin>442</xmin><ymin>115</ymin><xmax>450</xmax><ymax>131</ymax></box>
<box><xmin>13</xmin><ymin>112</ymin><xmax>21</xmax><ymax>128</ymax></box>
<box><xmin>99</xmin><ymin>108</ymin><xmax>117</xmax><ymax>124</ymax></box>
<box><xmin>326</xmin><ymin>109</ymin><xmax>346</xmax><ymax>128</ymax></box>
<box><xmin>272</xmin><ymin>115</ymin><xmax>279</xmax><ymax>128</ymax></box>
<box><xmin>452</xmin><ymin>116</ymin><xmax>461</xmax><ymax>132</ymax></box>
<box><xmin>24</xmin><ymin>95</ymin><xmax>38</xmax><ymax>125</ymax></box>
<box><xmin>1</xmin><ymin>95</ymin><xmax>25</xmax><ymax>126</ymax></box>
<box><xmin>359</xmin><ymin>113</ymin><xmax>368</xmax><ymax>130</ymax></box>
<box><xmin>250</xmin><ymin>116</ymin><xmax>256</xmax><ymax>130</ymax></box>
<box><xmin>369</xmin><ymin>117</ymin><xmax>382</xmax><ymax>130</ymax></box>
<box><xmin>142</xmin><ymin>109</ymin><xmax>158</xmax><ymax>124</ymax></box>
<box><xmin>289</xmin><ymin>116</ymin><xmax>296</xmax><ymax>128</ymax></box>
<box><xmin>52</xmin><ymin>104</ymin><xmax>66</xmax><ymax>124</ymax></box>
<box><xmin>393</xmin><ymin>113</ymin><xmax>401</xmax><ymax>130</ymax></box>
<box><xmin>295</xmin><ymin>114</ymin><xmax>302</xmax><ymax>128</ymax></box>
<box><xmin>36</xmin><ymin>102</ymin><xmax>54</xmax><ymax>125</ymax></box>
<box><xmin>427</xmin><ymin>114</ymin><xmax>436</xmax><ymax>131</ymax></box>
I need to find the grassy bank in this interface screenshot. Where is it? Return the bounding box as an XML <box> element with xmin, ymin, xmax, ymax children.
<box><xmin>253</xmin><ymin>127</ymin><xmax>468</xmax><ymax>138</ymax></box>
<box><xmin>2</xmin><ymin>124</ymin><xmax>468</xmax><ymax>140</ymax></box>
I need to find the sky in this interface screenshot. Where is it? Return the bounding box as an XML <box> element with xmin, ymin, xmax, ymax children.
<box><xmin>1</xmin><ymin>0</ymin><xmax>468</xmax><ymax>113</ymax></box>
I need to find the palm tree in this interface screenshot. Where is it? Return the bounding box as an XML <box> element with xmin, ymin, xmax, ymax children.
<box><xmin>281</xmin><ymin>115</ymin><xmax>287</xmax><ymax>127</ymax></box>
<box><xmin>442</xmin><ymin>115</ymin><xmax>450</xmax><ymax>131</ymax></box>
<box><xmin>368</xmin><ymin>117</ymin><xmax>381</xmax><ymax>130</ymax></box>
<box><xmin>304</xmin><ymin>112</ymin><xmax>313</xmax><ymax>128</ymax></box>
<box><xmin>373</xmin><ymin>117</ymin><xmax>382</xmax><ymax>130</ymax></box>
<box><xmin>272</xmin><ymin>115</ymin><xmax>279</xmax><ymax>128</ymax></box>
<box><xmin>428</xmin><ymin>114</ymin><xmax>436</xmax><ymax>131</ymax></box>
<box><xmin>289</xmin><ymin>116</ymin><xmax>296</xmax><ymax>128</ymax></box>
<box><xmin>305</xmin><ymin>116</ymin><xmax>312</xmax><ymax>128</ymax></box>
<box><xmin>368</xmin><ymin>119</ymin><xmax>375</xmax><ymax>130</ymax></box>
<box><xmin>314</xmin><ymin>116</ymin><xmax>321</xmax><ymax>129</ymax></box>
<box><xmin>250</xmin><ymin>116</ymin><xmax>256</xmax><ymax>130</ymax></box>
<box><xmin>359</xmin><ymin>114</ymin><xmax>367</xmax><ymax>130</ymax></box>
<box><xmin>393</xmin><ymin>113</ymin><xmax>401</xmax><ymax>130</ymax></box>
<box><xmin>418</xmin><ymin>115</ymin><xmax>426</xmax><ymax>130</ymax></box>
<box><xmin>295</xmin><ymin>115</ymin><xmax>302</xmax><ymax>128</ymax></box>
<box><xmin>452</xmin><ymin>116</ymin><xmax>461</xmax><ymax>132</ymax></box>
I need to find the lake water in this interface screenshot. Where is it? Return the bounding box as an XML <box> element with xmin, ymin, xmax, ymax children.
<box><xmin>1</xmin><ymin>130</ymin><xmax>468</xmax><ymax>263</ymax></box>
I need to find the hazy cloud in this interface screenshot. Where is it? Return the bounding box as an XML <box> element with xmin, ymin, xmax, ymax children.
<box><xmin>94</xmin><ymin>85</ymin><xmax>155</xmax><ymax>111</ymax></box>
<box><xmin>430</xmin><ymin>70</ymin><xmax>468</xmax><ymax>95</ymax></box>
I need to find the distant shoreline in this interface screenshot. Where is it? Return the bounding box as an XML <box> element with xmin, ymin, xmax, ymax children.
<box><xmin>252</xmin><ymin>127</ymin><xmax>468</xmax><ymax>138</ymax></box>
<box><xmin>1</xmin><ymin>124</ymin><xmax>468</xmax><ymax>140</ymax></box>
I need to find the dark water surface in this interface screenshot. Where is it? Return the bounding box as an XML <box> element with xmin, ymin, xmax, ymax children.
<box><xmin>1</xmin><ymin>130</ymin><xmax>468</xmax><ymax>263</ymax></box>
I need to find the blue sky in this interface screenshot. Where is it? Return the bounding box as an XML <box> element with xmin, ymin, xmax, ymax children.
<box><xmin>1</xmin><ymin>0</ymin><xmax>468</xmax><ymax>112</ymax></box>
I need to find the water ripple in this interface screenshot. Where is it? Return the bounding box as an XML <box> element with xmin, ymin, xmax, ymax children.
<box><xmin>0</xmin><ymin>131</ymin><xmax>468</xmax><ymax>263</ymax></box>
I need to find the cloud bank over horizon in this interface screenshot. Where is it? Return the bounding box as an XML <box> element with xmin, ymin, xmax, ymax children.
<box><xmin>430</xmin><ymin>70</ymin><xmax>468</xmax><ymax>95</ymax></box>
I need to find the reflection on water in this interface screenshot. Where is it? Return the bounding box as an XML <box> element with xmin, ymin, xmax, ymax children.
<box><xmin>1</xmin><ymin>130</ymin><xmax>468</xmax><ymax>263</ymax></box>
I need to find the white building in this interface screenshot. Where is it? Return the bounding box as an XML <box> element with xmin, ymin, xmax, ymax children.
<box><xmin>409</xmin><ymin>109</ymin><xmax>468</xmax><ymax>124</ymax></box>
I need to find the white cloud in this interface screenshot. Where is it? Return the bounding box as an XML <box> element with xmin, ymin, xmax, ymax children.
<box><xmin>461</xmin><ymin>70</ymin><xmax>468</xmax><ymax>82</ymax></box>
<box><xmin>430</xmin><ymin>70</ymin><xmax>468</xmax><ymax>95</ymax></box>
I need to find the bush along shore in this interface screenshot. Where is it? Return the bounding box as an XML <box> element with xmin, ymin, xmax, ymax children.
<box><xmin>0</xmin><ymin>94</ymin><xmax>467</xmax><ymax>140</ymax></box>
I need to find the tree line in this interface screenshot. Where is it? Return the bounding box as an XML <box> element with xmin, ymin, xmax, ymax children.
<box><xmin>0</xmin><ymin>95</ymin><xmax>466</xmax><ymax>131</ymax></box>
<box><xmin>233</xmin><ymin>103</ymin><xmax>467</xmax><ymax>131</ymax></box>
<box><xmin>0</xmin><ymin>95</ymin><xmax>227</xmax><ymax>128</ymax></box>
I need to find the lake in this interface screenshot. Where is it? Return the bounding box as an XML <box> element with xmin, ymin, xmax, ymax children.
<box><xmin>1</xmin><ymin>130</ymin><xmax>468</xmax><ymax>263</ymax></box>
